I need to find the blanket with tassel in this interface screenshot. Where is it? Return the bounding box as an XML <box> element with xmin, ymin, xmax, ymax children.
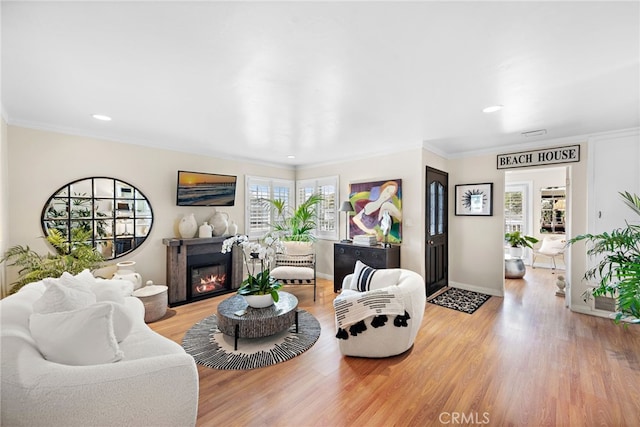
<box><xmin>334</xmin><ymin>288</ymin><xmax>406</xmax><ymax>331</ymax></box>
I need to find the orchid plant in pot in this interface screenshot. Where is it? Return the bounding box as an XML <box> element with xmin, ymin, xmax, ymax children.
<box><xmin>221</xmin><ymin>234</ymin><xmax>285</xmax><ymax>307</ymax></box>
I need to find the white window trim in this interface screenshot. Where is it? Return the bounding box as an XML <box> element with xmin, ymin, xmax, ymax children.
<box><xmin>297</xmin><ymin>175</ymin><xmax>339</xmax><ymax>241</ymax></box>
<box><xmin>245</xmin><ymin>176</ymin><xmax>294</xmax><ymax>240</ymax></box>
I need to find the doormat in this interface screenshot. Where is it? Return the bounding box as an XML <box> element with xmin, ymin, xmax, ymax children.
<box><xmin>182</xmin><ymin>310</ymin><xmax>320</xmax><ymax>370</ymax></box>
<box><xmin>428</xmin><ymin>288</ymin><xmax>491</xmax><ymax>314</ymax></box>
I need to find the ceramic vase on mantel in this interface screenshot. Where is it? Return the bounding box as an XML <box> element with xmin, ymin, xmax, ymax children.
<box><xmin>198</xmin><ymin>221</ymin><xmax>213</xmax><ymax>238</ymax></box>
<box><xmin>178</xmin><ymin>213</ymin><xmax>198</xmax><ymax>238</ymax></box>
<box><xmin>244</xmin><ymin>294</ymin><xmax>274</xmax><ymax>309</ymax></box>
<box><xmin>210</xmin><ymin>209</ymin><xmax>229</xmax><ymax>237</ymax></box>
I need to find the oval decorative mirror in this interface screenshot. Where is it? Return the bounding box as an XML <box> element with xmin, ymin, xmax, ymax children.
<box><xmin>41</xmin><ymin>177</ymin><xmax>154</xmax><ymax>260</ymax></box>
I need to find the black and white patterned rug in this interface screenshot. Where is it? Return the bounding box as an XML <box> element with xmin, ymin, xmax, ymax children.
<box><xmin>182</xmin><ymin>309</ymin><xmax>321</xmax><ymax>370</ymax></box>
<box><xmin>428</xmin><ymin>288</ymin><xmax>491</xmax><ymax>314</ymax></box>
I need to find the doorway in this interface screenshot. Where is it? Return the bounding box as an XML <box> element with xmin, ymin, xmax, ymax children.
<box><xmin>504</xmin><ymin>166</ymin><xmax>568</xmax><ymax>269</ymax></box>
<box><xmin>425</xmin><ymin>167</ymin><xmax>448</xmax><ymax>297</ymax></box>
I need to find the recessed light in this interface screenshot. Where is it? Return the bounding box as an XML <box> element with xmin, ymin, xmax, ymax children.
<box><xmin>92</xmin><ymin>114</ymin><xmax>112</xmax><ymax>121</ymax></box>
<box><xmin>482</xmin><ymin>105</ymin><xmax>503</xmax><ymax>113</ymax></box>
<box><xmin>287</xmin><ymin>155</ymin><xmax>296</xmax><ymax>159</ymax></box>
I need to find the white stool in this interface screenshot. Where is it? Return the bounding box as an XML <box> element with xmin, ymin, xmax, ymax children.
<box><xmin>133</xmin><ymin>285</ymin><xmax>168</xmax><ymax>323</ymax></box>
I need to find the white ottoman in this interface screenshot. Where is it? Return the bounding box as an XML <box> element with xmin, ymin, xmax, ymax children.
<box><xmin>133</xmin><ymin>285</ymin><xmax>168</xmax><ymax>323</ymax></box>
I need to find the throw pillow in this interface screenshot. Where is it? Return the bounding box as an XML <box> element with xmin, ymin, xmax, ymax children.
<box><xmin>29</xmin><ymin>302</ymin><xmax>124</xmax><ymax>365</ymax></box>
<box><xmin>105</xmin><ymin>301</ymin><xmax>134</xmax><ymax>343</ymax></box>
<box><xmin>58</xmin><ymin>269</ymin><xmax>96</xmax><ymax>291</ymax></box>
<box><xmin>32</xmin><ymin>279</ymin><xmax>97</xmax><ymax>314</ymax></box>
<box><xmin>350</xmin><ymin>261</ymin><xmax>401</xmax><ymax>292</ymax></box>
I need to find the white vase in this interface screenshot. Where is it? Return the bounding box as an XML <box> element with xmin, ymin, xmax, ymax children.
<box><xmin>112</xmin><ymin>260</ymin><xmax>143</xmax><ymax>290</ymax></box>
<box><xmin>228</xmin><ymin>221</ymin><xmax>238</xmax><ymax>236</ymax></box>
<box><xmin>178</xmin><ymin>213</ymin><xmax>198</xmax><ymax>238</ymax></box>
<box><xmin>244</xmin><ymin>294</ymin><xmax>274</xmax><ymax>308</ymax></box>
<box><xmin>198</xmin><ymin>222</ymin><xmax>213</xmax><ymax>238</ymax></box>
<box><xmin>210</xmin><ymin>209</ymin><xmax>229</xmax><ymax>237</ymax></box>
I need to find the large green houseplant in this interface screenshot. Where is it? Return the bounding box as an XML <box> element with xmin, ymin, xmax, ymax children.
<box><xmin>264</xmin><ymin>193</ymin><xmax>324</xmax><ymax>242</ymax></box>
<box><xmin>568</xmin><ymin>191</ymin><xmax>640</xmax><ymax>324</ymax></box>
<box><xmin>1</xmin><ymin>228</ymin><xmax>104</xmax><ymax>294</ymax></box>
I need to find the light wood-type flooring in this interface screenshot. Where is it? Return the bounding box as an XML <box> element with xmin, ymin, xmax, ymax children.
<box><xmin>150</xmin><ymin>268</ymin><xmax>640</xmax><ymax>426</ymax></box>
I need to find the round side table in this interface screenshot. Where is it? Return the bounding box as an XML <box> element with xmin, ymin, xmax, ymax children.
<box><xmin>133</xmin><ymin>285</ymin><xmax>168</xmax><ymax>323</ymax></box>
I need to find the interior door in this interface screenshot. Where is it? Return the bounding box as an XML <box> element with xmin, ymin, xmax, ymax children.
<box><xmin>425</xmin><ymin>167</ymin><xmax>449</xmax><ymax>296</ymax></box>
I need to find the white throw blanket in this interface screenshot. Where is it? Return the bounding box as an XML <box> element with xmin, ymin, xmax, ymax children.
<box><xmin>334</xmin><ymin>288</ymin><xmax>406</xmax><ymax>329</ymax></box>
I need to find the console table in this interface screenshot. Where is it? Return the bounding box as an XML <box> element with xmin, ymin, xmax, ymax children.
<box><xmin>333</xmin><ymin>243</ymin><xmax>400</xmax><ymax>292</ymax></box>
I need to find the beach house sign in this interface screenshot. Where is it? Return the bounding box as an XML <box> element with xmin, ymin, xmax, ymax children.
<box><xmin>497</xmin><ymin>145</ymin><xmax>580</xmax><ymax>170</ymax></box>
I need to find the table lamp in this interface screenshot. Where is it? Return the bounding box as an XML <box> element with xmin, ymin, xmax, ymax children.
<box><xmin>340</xmin><ymin>201</ymin><xmax>354</xmax><ymax>242</ymax></box>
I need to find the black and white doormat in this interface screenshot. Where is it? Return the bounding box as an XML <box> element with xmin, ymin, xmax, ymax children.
<box><xmin>428</xmin><ymin>288</ymin><xmax>491</xmax><ymax>314</ymax></box>
<box><xmin>182</xmin><ymin>310</ymin><xmax>321</xmax><ymax>370</ymax></box>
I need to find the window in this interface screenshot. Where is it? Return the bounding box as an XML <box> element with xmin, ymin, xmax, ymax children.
<box><xmin>246</xmin><ymin>175</ymin><xmax>339</xmax><ymax>241</ymax></box>
<box><xmin>297</xmin><ymin>176</ymin><xmax>339</xmax><ymax>240</ymax></box>
<box><xmin>245</xmin><ymin>177</ymin><xmax>294</xmax><ymax>239</ymax></box>
<box><xmin>504</xmin><ymin>186</ymin><xmax>524</xmax><ymax>234</ymax></box>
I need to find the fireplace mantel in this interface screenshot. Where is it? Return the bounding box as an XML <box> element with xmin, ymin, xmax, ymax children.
<box><xmin>163</xmin><ymin>237</ymin><xmax>243</xmax><ymax>306</ymax></box>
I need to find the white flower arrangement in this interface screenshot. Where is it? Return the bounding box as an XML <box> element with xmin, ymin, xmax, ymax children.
<box><xmin>221</xmin><ymin>233</ymin><xmax>286</xmax><ymax>299</ymax></box>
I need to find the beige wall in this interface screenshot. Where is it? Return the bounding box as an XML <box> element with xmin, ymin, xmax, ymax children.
<box><xmin>5</xmin><ymin>126</ymin><xmax>294</xmax><ymax>288</ymax></box>
<box><xmin>0</xmin><ymin>117</ymin><xmax>8</xmax><ymax>296</ymax></box>
<box><xmin>0</xmin><ymin>124</ymin><xmax>614</xmax><ymax>316</ymax></box>
<box><xmin>297</xmin><ymin>147</ymin><xmax>439</xmax><ymax>279</ymax></box>
<box><xmin>447</xmin><ymin>154</ymin><xmax>506</xmax><ymax>296</ymax></box>
<box><xmin>447</xmin><ymin>142</ymin><xmax>589</xmax><ymax>305</ymax></box>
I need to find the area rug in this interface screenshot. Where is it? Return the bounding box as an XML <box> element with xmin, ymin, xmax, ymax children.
<box><xmin>428</xmin><ymin>287</ymin><xmax>491</xmax><ymax>314</ymax></box>
<box><xmin>182</xmin><ymin>310</ymin><xmax>321</xmax><ymax>370</ymax></box>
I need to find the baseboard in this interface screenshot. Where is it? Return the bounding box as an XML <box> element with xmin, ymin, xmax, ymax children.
<box><xmin>318</xmin><ymin>272</ymin><xmax>333</xmax><ymax>281</ymax></box>
<box><xmin>570</xmin><ymin>304</ymin><xmax>617</xmax><ymax>319</ymax></box>
<box><xmin>448</xmin><ymin>281</ymin><xmax>504</xmax><ymax>297</ymax></box>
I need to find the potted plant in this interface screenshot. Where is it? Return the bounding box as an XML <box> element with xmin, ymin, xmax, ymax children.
<box><xmin>568</xmin><ymin>191</ymin><xmax>640</xmax><ymax>324</ymax></box>
<box><xmin>1</xmin><ymin>228</ymin><xmax>104</xmax><ymax>294</ymax></box>
<box><xmin>221</xmin><ymin>234</ymin><xmax>284</xmax><ymax>307</ymax></box>
<box><xmin>504</xmin><ymin>230</ymin><xmax>539</xmax><ymax>259</ymax></box>
<box><xmin>264</xmin><ymin>193</ymin><xmax>324</xmax><ymax>242</ymax></box>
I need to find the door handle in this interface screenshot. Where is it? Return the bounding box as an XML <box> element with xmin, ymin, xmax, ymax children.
<box><xmin>429</xmin><ymin>240</ymin><xmax>434</xmax><ymax>245</ymax></box>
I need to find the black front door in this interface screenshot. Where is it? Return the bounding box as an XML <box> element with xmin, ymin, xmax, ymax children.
<box><xmin>425</xmin><ymin>167</ymin><xmax>449</xmax><ymax>296</ymax></box>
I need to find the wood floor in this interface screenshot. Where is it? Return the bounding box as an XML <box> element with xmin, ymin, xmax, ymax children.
<box><xmin>150</xmin><ymin>269</ymin><xmax>640</xmax><ymax>426</ymax></box>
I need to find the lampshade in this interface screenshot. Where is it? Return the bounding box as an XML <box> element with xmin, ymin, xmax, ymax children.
<box><xmin>340</xmin><ymin>201</ymin><xmax>354</xmax><ymax>212</ymax></box>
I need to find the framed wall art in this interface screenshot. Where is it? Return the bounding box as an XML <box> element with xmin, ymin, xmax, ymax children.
<box><xmin>348</xmin><ymin>179</ymin><xmax>402</xmax><ymax>243</ymax></box>
<box><xmin>455</xmin><ymin>183</ymin><xmax>493</xmax><ymax>216</ymax></box>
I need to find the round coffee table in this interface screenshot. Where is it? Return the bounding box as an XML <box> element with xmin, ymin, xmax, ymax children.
<box><xmin>217</xmin><ymin>292</ymin><xmax>299</xmax><ymax>350</ymax></box>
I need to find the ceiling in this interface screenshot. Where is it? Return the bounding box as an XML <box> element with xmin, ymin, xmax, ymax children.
<box><xmin>2</xmin><ymin>1</ymin><xmax>639</xmax><ymax>167</ymax></box>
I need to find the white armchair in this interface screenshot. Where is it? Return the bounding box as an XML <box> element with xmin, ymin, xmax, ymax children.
<box><xmin>532</xmin><ymin>235</ymin><xmax>567</xmax><ymax>272</ymax></box>
<box><xmin>270</xmin><ymin>241</ymin><xmax>316</xmax><ymax>301</ymax></box>
<box><xmin>333</xmin><ymin>264</ymin><xmax>426</xmax><ymax>358</ymax></box>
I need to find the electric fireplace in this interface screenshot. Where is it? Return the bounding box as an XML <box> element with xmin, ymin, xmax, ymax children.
<box><xmin>187</xmin><ymin>253</ymin><xmax>232</xmax><ymax>302</ymax></box>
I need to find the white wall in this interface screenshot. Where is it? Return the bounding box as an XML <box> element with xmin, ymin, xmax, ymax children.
<box><xmin>5</xmin><ymin>126</ymin><xmax>294</xmax><ymax>289</ymax></box>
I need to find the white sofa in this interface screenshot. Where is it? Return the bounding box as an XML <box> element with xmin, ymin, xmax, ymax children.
<box><xmin>1</xmin><ymin>273</ymin><xmax>199</xmax><ymax>427</ymax></box>
<box><xmin>334</xmin><ymin>264</ymin><xmax>426</xmax><ymax>358</ymax></box>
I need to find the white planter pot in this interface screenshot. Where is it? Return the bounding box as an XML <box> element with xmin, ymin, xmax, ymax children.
<box><xmin>509</xmin><ymin>246</ymin><xmax>524</xmax><ymax>259</ymax></box>
<box><xmin>244</xmin><ymin>294</ymin><xmax>274</xmax><ymax>308</ymax></box>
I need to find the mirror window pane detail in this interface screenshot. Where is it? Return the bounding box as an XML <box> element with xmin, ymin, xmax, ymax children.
<box><xmin>41</xmin><ymin>177</ymin><xmax>153</xmax><ymax>260</ymax></box>
<box><xmin>540</xmin><ymin>187</ymin><xmax>565</xmax><ymax>234</ymax></box>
